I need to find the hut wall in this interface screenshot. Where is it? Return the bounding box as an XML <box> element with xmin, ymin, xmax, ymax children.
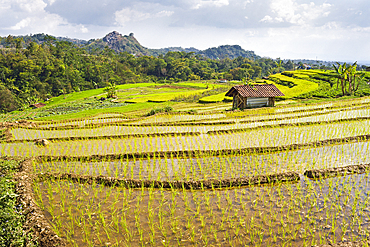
<box><xmin>246</xmin><ymin>97</ymin><xmax>269</xmax><ymax>108</ymax></box>
<box><xmin>268</xmin><ymin>97</ymin><xmax>275</xmax><ymax>107</ymax></box>
<box><xmin>233</xmin><ymin>93</ymin><xmax>246</xmax><ymax>109</ymax></box>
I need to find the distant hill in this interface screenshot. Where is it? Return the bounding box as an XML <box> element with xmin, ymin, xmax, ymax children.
<box><xmin>0</xmin><ymin>31</ymin><xmax>259</xmax><ymax>60</ymax></box>
<box><xmin>0</xmin><ymin>33</ymin><xmax>89</xmax><ymax>47</ymax></box>
<box><xmin>199</xmin><ymin>45</ymin><xmax>259</xmax><ymax>60</ymax></box>
<box><xmin>149</xmin><ymin>47</ymin><xmax>200</xmax><ymax>56</ymax></box>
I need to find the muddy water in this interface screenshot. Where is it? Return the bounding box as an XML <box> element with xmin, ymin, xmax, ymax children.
<box><xmin>134</xmin><ymin>114</ymin><xmax>227</xmax><ymax>124</ymax></box>
<box><xmin>34</xmin><ymin>141</ymin><xmax>370</xmax><ymax>181</ymax></box>
<box><xmin>36</xmin><ymin>117</ymin><xmax>128</xmax><ymax>128</ymax></box>
<box><xmin>11</xmin><ymin>125</ymin><xmax>203</xmax><ymax>140</ymax></box>
<box><xmin>35</xmin><ymin>173</ymin><xmax>370</xmax><ymax>246</ymax></box>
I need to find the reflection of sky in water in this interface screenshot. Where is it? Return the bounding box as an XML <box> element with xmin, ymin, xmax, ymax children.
<box><xmin>10</xmin><ymin>107</ymin><xmax>370</xmax><ymax>140</ymax></box>
<box><xmin>35</xmin><ymin>141</ymin><xmax>370</xmax><ymax>181</ymax></box>
<box><xmin>37</xmin><ymin>172</ymin><xmax>370</xmax><ymax>246</ymax></box>
<box><xmin>3</xmin><ymin>120</ymin><xmax>370</xmax><ymax>157</ymax></box>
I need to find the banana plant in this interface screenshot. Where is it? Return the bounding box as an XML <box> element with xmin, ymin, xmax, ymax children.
<box><xmin>347</xmin><ymin>62</ymin><xmax>361</xmax><ymax>94</ymax></box>
<box><xmin>333</xmin><ymin>61</ymin><xmax>363</xmax><ymax>96</ymax></box>
<box><xmin>333</xmin><ymin>62</ymin><xmax>347</xmax><ymax>96</ymax></box>
<box><xmin>275</xmin><ymin>59</ymin><xmax>283</xmax><ymax>73</ymax></box>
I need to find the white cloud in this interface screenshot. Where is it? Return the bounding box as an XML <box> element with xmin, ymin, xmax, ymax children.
<box><xmin>265</xmin><ymin>0</ymin><xmax>331</xmax><ymax>26</ymax></box>
<box><xmin>115</xmin><ymin>7</ymin><xmax>174</xmax><ymax>27</ymax></box>
<box><xmin>1</xmin><ymin>0</ymin><xmax>91</xmax><ymax>36</ymax></box>
<box><xmin>46</xmin><ymin>0</ymin><xmax>56</xmax><ymax>5</ymax></box>
<box><xmin>9</xmin><ymin>18</ymin><xmax>31</xmax><ymax>30</ymax></box>
<box><xmin>193</xmin><ymin>0</ymin><xmax>229</xmax><ymax>9</ymax></box>
<box><xmin>243</xmin><ymin>0</ymin><xmax>253</xmax><ymax>9</ymax></box>
<box><xmin>155</xmin><ymin>10</ymin><xmax>174</xmax><ymax>18</ymax></box>
<box><xmin>80</xmin><ymin>25</ymin><xmax>88</xmax><ymax>33</ymax></box>
<box><xmin>260</xmin><ymin>15</ymin><xmax>273</xmax><ymax>23</ymax></box>
<box><xmin>115</xmin><ymin>8</ymin><xmax>151</xmax><ymax>26</ymax></box>
<box><xmin>0</xmin><ymin>1</ymin><xmax>11</xmax><ymax>11</ymax></box>
<box><xmin>15</xmin><ymin>0</ymin><xmax>47</xmax><ymax>13</ymax></box>
<box><xmin>321</xmin><ymin>21</ymin><xmax>340</xmax><ymax>30</ymax></box>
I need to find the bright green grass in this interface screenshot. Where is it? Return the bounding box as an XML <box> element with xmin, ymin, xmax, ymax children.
<box><xmin>46</xmin><ymin>83</ymin><xmax>157</xmax><ymax>106</ymax></box>
<box><xmin>34</xmin><ymin>101</ymin><xmax>175</xmax><ymax>121</ymax></box>
<box><xmin>125</xmin><ymin>89</ymin><xmax>210</xmax><ymax>103</ymax></box>
<box><xmin>198</xmin><ymin>92</ymin><xmax>232</xmax><ymax>103</ymax></box>
<box><xmin>268</xmin><ymin>74</ymin><xmax>319</xmax><ymax>98</ymax></box>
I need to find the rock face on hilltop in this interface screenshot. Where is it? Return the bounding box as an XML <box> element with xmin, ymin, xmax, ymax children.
<box><xmin>86</xmin><ymin>31</ymin><xmax>150</xmax><ymax>55</ymax></box>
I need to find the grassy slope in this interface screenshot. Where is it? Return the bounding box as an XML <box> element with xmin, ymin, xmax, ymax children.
<box><xmin>29</xmin><ymin>81</ymin><xmax>230</xmax><ymax>121</ymax></box>
<box><xmin>267</xmin><ymin>72</ymin><xmax>319</xmax><ymax>99</ymax></box>
<box><xmin>47</xmin><ymin>83</ymin><xmax>157</xmax><ymax>106</ymax></box>
<box><xmin>199</xmin><ymin>92</ymin><xmax>233</xmax><ymax>103</ymax></box>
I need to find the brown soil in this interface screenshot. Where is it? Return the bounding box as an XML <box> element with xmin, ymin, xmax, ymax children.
<box><xmin>304</xmin><ymin>163</ymin><xmax>370</xmax><ymax>179</ymax></box>
<box><xmin>36</xmin><ymin>171</ymin><xmax>300</xmax><ymax>190</ymax></box>
<box><xmin>6</xmin><ymin>131</ymin><xmax>201</xmax><ymax>143</ymax></box>
<box><xmin>152</xmin><ymin>85</ymin><xmax>190</xmax><ymax>90</ymax></box>
<box><xmin>14</xmin><ymin>159</ymin><xmax>66</xmax><ymax>247</ymax></box>
<box><xmin>0</xmin><ymin>120</ymin><xmax>38</xmax><ymax>128</ymax></box>
<box><xmin>0</xmin><ymin>127</ymin><xmax>12</xmax><ymax>141</ymax></box>
<box><xmin>318</xmin><ymin>239</ymin><xmax>370</xmax><ymax>246</ymax></box>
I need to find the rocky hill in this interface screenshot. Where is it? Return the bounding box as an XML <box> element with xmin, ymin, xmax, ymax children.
<box><xmin>85</xmin><ymin>31</ymin><xmax>150</xmax><ymax>55</ymax></box>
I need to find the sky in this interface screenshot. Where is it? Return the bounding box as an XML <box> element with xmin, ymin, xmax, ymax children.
<box><xmin>1</xmin><ymin>0</ymin><xmax>370</xmax><ymax>63</ymax></box>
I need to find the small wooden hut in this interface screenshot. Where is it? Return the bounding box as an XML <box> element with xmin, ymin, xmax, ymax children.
<box><xmin>225</xmin><ymin>84</ymin><xmax>284</xmax><ymax>109</ymax></box>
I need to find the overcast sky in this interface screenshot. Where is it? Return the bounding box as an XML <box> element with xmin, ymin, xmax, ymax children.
<box><xmin>1</xmin><ymin>0</ymin><xmax>370</xmax><ymax>63</ymax></box>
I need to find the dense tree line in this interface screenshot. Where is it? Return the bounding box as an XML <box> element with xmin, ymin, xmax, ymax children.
<box><xmin>0</xmin><ymin>36</ymin><xmax>295</xmax><ymax>113</ymax></box>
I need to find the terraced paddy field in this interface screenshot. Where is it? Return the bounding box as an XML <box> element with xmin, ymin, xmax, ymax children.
<box><xmin>3</xmin><ymin>96</ymin><xmax>370</xmax><ymax>246</ymax></box>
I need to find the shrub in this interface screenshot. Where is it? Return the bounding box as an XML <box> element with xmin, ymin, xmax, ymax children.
<box><xmin>146</xmin><ymin>106</ymin><xmax>174</xmax><ymax>116</ymax></box>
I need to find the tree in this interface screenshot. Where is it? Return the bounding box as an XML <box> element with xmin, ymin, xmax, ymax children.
<box><xmin>103</xmin><ymin>82</ymin><xmax>118</xmax><ymax>98</ymax></box>
<box><xmin>333</xmin><ymin>62</ymin><xmax>362</xmax><ymax>96</ymax></box>
<box><xmin>333</xmin><ymin>62</ymin><xmax>347</xmax><ymax>96</ymax></box>
<box><xmin>275</xmin><ymin>59</ymin><xmax>283</xmax><ymax>73</ymax></box>
<box><xmin>0</xmin><ymin>88</ymin><xmax>18</xmax><ymax>112</ymax></box>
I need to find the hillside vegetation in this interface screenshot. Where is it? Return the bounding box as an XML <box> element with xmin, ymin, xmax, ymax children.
<box><xmin>0</xmin><ymin>36</ymin><xmax>295</xmax><ymax>113</ymax></box>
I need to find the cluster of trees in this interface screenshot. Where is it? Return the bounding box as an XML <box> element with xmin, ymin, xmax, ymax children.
<box><xmin>333</xmin><ymin>62</ymin><xmax>367</xmax><ymax>96</ymax></box>
<box><xmin>0</xmin><ymin>36</ymin><xmax>296</xmax><ymax>113</ymax></box>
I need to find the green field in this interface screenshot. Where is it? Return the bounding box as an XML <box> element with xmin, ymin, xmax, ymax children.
<box><xmin>2</xmin><ymin>72</ymin><xmax>370</xmax><ymax>246</ymax></box>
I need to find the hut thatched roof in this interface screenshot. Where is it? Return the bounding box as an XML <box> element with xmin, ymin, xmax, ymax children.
<box><xmin>225</xmin><ymin>84</ymin><xmax>284</xmax><ymax>98</ymax></box>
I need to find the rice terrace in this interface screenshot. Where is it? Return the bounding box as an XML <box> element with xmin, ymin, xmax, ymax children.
<box><xmin>3</xmin><ymin>56</ymin><xmax>370</xmax><ymax>246</ymax></box>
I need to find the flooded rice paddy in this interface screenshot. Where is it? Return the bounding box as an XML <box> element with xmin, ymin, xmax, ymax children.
<box><xmin>3</xmin><ymin>120</ymin><xmax>370</xmax><ymax>157</ymax></box>
<box><xmin>34</xmin><ymin>172</ymin><xmax>370</xmax><ymax>246</ymax></box>
<box><xmin>34</xmin><ymin>141</ymin><xmax>370</xmax><ymax>181</ymax></box>
<box><xmin>5</xmin><ymin>98</ymin><xmax>370</xmax><ymax>246</ymax></box>
<box><xmin>11</xmin><ymin>107</ymin><xmax>370</xmax><ymax>141</ymax></box>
